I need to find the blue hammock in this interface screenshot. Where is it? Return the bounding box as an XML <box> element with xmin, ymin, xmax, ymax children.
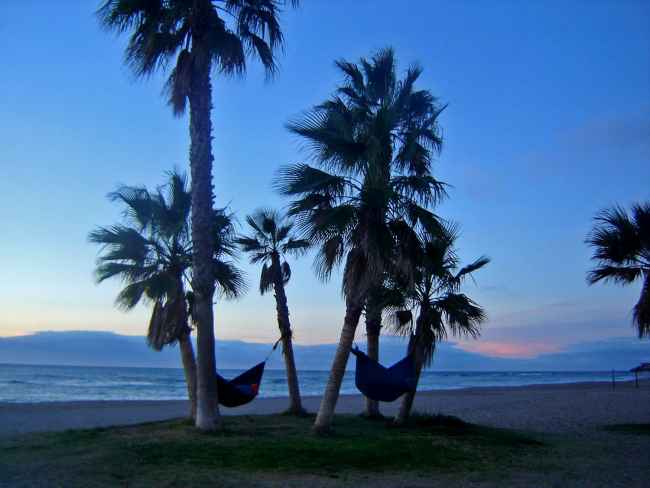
<box><xmin>216</xmin><ymin>361</ymin><xmax>266</xmax><ymax>408</ymax></box>
<box><xmin>351</xmin><ymin>347</ymin><xmax>417</xmax><ymax>402</ymax></box>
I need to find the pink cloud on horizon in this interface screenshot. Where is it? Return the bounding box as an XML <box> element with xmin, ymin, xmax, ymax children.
<box><xmin>456</xmin><ymin>341</ymin><xmax>561</xmax><ymax>359</ymax></box>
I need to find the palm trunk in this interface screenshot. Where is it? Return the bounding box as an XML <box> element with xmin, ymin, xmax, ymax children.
<box><xmin>363</xmin><ymin>302</ymin><xmax>382</xmax><ymax>418</ymax></box>
<box><xmin>188</xmin><ymin>61</ymin><xmax>220</xmax><ymax>431</ymax></box>
<box><xmin>395</xmin><ymin>314</ymin><xmax>426</xmax><ymax>425</ymax></box>
<box><xmin>313</xmin><ymin>298</ymin><xmax>363</xmax><ymax>434</ymax></box>
<box><xmin>272</xmin><ymin>256</ymin><xmax>304</xmax><ymax>414</ymax></box>
<box><xmin>178</xmin><ymin>333</ymin><xmax>197</xmax><ymax>420</ymax></box>
<box><xmin>635</xmin><ymin>273</ymin><xmax>650</xmax><ymax>338</ymax></box>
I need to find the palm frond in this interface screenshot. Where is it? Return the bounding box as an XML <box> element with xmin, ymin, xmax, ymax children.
<box><xmin>88</xmin><ymin>225</ymin><xmax>151</xmax><ymax>266</ymax></box>
<box><xmin>279</xmin><ymin>47</ymin><xmax>450</xmax><ymax>307</ymax></box>
<box><xmin>388</xmin><ymin>309</ymin><xmax>414</xmax><ymax>333</ymax></box>
<box><xmin>107</xmin><ymin>185</ymin><xmax>153</xmax><ymax>230</ymax></box>
<box><xmin>586</xmin><ymin>265</ymin><xmax>643</xmax><ymax>285</ymax></box>
<box><xmin>275</xmin><ymin>163</ymin><xmax>353</xmax><ymax>196</ymax></box>
<box><xmin>98</xmin><ymin>0</ymin><xmax>299</xmax><ymax>117</ymax></box>
<box><xmin>214</xmin><ymin>259</ymin><xmax>247</xmax><ymax>299</ymax></box>
<box><xmin>115</xmin><ymin>281</ymin><xmax>147</xmax><ymax>310</ymax></box>
<box><xmin>587</xmin><ymin>205</ymin><xmax>642</xmax><ymax>264</ymax></box>
<box><xmin>281</xmin><ymin>238</ymin><xmax>310</xmax><ymax>256</ymax></box>
<box><xmin>435</xmin><ymin>293</ymin><xmax>485</xmax><ymax>339</ymax></box>
<box><xmin>454</xmin><ymin>256</ymin><xmax>491</xmax><ymax>286</ymax></box>
<box><xmin>94</xmin><ymin>262</ymin><xmax>158</xmax><ymax>285</ymax></box>
<box><xmin>236</xmin><ymin>236</ymin><xmax>266</xmax><ymax>254</ymax></box>
<box><xmin>313</xmin><ymin>234</ymin><xmax>345</xmax><ymax>282</ymax></box>
<box><xmin>391</xmin><ymin>175</ymin><xmax>448</xmax><ymax>207</ymax></box>
<box><xmin>281</xmin><ymin>261</ymin><xmax>291</xmax><ymax>285</ymax></box>
<box><xmin>259</xmin><ymin>262</ymin><xmax>274</xmax><ymax>295</ymax></box>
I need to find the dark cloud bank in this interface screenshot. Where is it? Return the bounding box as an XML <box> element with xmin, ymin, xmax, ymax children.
<box><xmin>1</xmin><ymin>331</ymin><xmax>648</xmax><ymax>371</ymax></box>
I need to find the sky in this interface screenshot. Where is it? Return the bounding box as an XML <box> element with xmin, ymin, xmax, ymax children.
<box><xmin>1</xmin><ymin>0</ymin><xmax>649</xmax><ymax>360</ymax></box>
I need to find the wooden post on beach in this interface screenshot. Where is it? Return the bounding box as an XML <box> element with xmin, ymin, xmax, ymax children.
<box><xmin>611</xmin><ymin>370</ymin><xmax>615</xmax><ymax>390</ymax></box>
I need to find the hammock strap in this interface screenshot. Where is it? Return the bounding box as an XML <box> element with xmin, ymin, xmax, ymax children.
<box><xmin>263</xmin><ymin>336</ymin><xmax>283</xmax><ymax>362</ymax></box>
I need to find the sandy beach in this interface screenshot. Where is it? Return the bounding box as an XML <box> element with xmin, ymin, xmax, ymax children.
<box><xmin>2</xmin><ymin>380</ymin><xmax>648</xmax><ymax>438</ymax></box>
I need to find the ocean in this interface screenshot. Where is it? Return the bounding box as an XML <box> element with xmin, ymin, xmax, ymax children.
<box><xmin>0</xmin><ymin>363</ymin><xmax>634</xmax><ymax>403</ymax></box>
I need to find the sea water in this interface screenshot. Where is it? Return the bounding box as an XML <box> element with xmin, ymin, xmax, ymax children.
<box><xmin>0</xmin><ymin>364</ymin><xmax>634</xmax><ymax>403</ymax></box>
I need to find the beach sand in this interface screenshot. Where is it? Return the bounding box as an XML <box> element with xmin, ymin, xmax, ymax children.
<box><xmin>1</xmin><ymin>380</ymin><xmax>648</xmax><ymax>438</ymax></box>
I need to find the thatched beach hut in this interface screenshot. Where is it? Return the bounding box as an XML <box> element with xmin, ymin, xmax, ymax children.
<box><xmin>630</xmin><ymin>363</ymin><xmax>650</xmax><ymax>388</ymax></box>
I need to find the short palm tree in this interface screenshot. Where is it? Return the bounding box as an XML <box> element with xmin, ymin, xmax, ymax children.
<box><xmin>89</xmin><ymin>171</ymin><xmax>244</xmax><ymax>419</ymax></box>
<box><xmin>276</xmin><ymin>48</ymin><xmax>447</xmax><ymax>433</ymax></box>
<box><xmin>391</xmin><ymin>228</ymin><xmax>488</xmax><ymax>425</ymax></box>
<box><xmin>98</xmin><ymin>0</ymin><xmax>298</xmax><ymax>430</ymax></box>
<box><xmin>362</xmin><ymin>276</ymin><xmax>408</xmax><ymax>417</ymax></box>
<box><xmin>236</xmin><ymin>209</ymin><xmax>309</xmax><ymax>414</ymax></box>
<box><xmin>586</xmin><ymin>202</ymin><xmax>650</xmax><ymax>338</ymax></box>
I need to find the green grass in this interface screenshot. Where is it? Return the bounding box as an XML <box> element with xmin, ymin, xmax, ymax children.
<box><xmin>603</xmin><ymin>423</ymin><xmax>650</xmax><ymax>435</ymax></box>
<box><xmin>0</xmin><ymin>413</ymin><xmax>545</xmax><ymax>487</ymax></box>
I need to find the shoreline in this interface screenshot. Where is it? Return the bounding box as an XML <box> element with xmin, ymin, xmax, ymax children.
<box><xmin>0</xmin><ymin>377</ymin><xmax>639</xmax><ymax>405</ymax></box>
<box><xmin>1</xmin><ymin>380</ymin><xmax>648</xmax><ymax>438</ymax></box>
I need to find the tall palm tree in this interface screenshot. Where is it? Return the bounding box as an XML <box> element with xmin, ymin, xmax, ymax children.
<box><xmin>98</xmin><ymin>0</ymin><xmax>298</xmax><ymax>430</ymax></box>
<box><xmin>236</xmin><ymin>209</ymin><xmax>309</xmax><ymax>414</ymax></box>
<box><xmin>586</xmin><ymin>203</ymin><xmax>650</xmax><ymax>338</ymax></box>
<box><xmin>89</xmin><ymin>171</ymin><xmax>244</xmax><ymax>419</ymax></box>
<box><xmin>391</xmin><ymin>228</ymin><xmax>488</xmax><ymax>425</ymax></box>
<box><xmin>276</xmin><ymin>48</ymin><xmax>447</xmax><ymax>433</ymax></box>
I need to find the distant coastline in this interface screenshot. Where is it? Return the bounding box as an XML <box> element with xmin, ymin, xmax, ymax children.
<box><xmin>1</xmin><ymin>331</ymin><xmax>648</xmax><ymax>371</ymax></box>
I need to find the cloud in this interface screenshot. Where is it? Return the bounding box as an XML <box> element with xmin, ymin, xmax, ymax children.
<box><xmin>459</xmin><ymin>340</ymin><xmax>559</xmax><ymax>358</ymax></box>
<box><xmin>451</xmin><ymin>299</ymin><xmax>639</xmax><ymax>358</ymax></box>
<box><xmin>563</xmin><ymin>108</ymin><xmax>650</xmax><ymax>157</ymax></box>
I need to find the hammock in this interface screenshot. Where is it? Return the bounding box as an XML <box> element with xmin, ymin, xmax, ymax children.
<box><xmin>216</xmin><ymin>361</ymin><xmax>266</xmax><ymax>408</ymax></box>
<box><xmin>350</xmin><ymin>347</ymin><xmax>417</xmax><ymax>402</ymax></box>
<box><xmin>214</xmin><ymin>337</ymin><xmax>282</xmax><ymax>407</ymax></box>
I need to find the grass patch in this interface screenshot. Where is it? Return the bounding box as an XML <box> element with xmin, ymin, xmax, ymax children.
<box><xmin>0</xmin><ymin>413</ymin><xmax>544</xmax><ymax>487</ymax></box>
<box><xmin>603</xmin><ymin>423</ymin><xmax>650</xmax><ymax>435</ymax></box>
<box><xmin>400</xmin><ymin>413</ymin><xmax>545</xmax><ymax>447</ymax></box>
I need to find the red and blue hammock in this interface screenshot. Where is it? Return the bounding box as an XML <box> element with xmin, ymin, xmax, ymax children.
<box><xmin>216</xmin><ymin>361</ymin><xmax>266</xmax><ymax>407</ymax></box>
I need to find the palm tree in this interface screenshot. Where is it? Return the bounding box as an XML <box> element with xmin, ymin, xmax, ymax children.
<box><xmin>391</xmin><ymin>228</ymin><xmax>488</xmax><ymax>425</ymax></box>
<box><xmin>586</xmin><ymin>203</ymin><xmax>650</xmax><ymax>338</ymax></box>
<box><xmin>98</xmin><ymin>0</ymin><xmax>298</xmax><ymax>430</ymax></box>
<box><xmin>89</xmin><ymin>170</ymin><xmax>244</xmax><ymax>419</ymax></box>
<box><xmin>236</xmin><ymin>209</ymin><xmax>309</xmax><ymax>414</ymax></box>
<box><xmin>276</xmin><ymin>48</ymin><xmax>447</xmax><ymax>433</ymax></box>
<box><xmin>362</xmin><ymin>277</ymin><xmax>407</xmax><ymax>417</ymax></box>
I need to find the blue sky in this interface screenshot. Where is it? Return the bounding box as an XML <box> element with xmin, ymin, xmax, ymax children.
<box><xmin>0</xmin><ymin>0</ymin><xmax>648</xmax><ymax>357</ymax></box>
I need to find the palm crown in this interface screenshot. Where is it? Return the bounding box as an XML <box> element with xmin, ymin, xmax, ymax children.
<box><xmin>98</xmin><ymin>0</ymin><xmax>298</xmax><ymax>115</ymax></box>
<box><xmin>586</xmin><ymin>203</ymin><xmax>650</xmax><ymax>338</ymax></box>
<box><xmin>392</xmin><ymin>227</ymin><xmax>489</xmax><ymax>365</ymax></box>
<box><xmin>89</xmin><ymin>171</ymin><xmax>244</xmax><ymax>348</ymax></box>
<box><xmin>276</xmin><ymin>48</ymin><xmax>447</xmax><ymax>302</ymax></box>
<box><xmin>237</xmin><ymin>209</ymin><xmax>310</xmax><ymax>294</ymax></box>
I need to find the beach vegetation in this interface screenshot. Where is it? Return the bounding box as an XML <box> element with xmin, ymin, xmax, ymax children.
<box><xmin>0</xmin><ymin>414</ymin><xmax>545</xmax><ymax>486</ymax></box>
<box><xmin>603</xmin><ymin>423</ymin><xmax>650</xmax><ymax>435</ymax></box>
<box><xmin>237</xmin><ymin>209</ymin><xmax>310</xmax><ymax>415</ymax></box>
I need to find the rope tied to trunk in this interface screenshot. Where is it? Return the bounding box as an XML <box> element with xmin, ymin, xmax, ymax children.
<box><xmin>264</xmin><ymin>336</ymin><xmax>283</xmax><ymax>362</ymax></box>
